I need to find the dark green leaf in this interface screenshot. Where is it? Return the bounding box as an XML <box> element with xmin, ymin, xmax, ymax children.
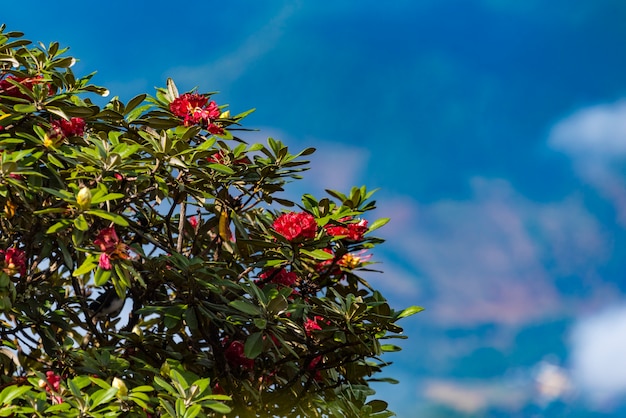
<box><xmin>244</xmin><ymin>332</ymin><xmax>263</xmax><ymax>359</ymax></box>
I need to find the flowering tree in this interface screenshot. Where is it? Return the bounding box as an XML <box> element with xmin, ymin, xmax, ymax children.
<box><xmin>0</xmin><ymin>25</ymin><xmax>421</xmax><ymax>417</ymax></box>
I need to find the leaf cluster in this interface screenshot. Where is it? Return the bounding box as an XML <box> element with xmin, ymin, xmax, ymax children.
<box><xmin>0</xmin><ymin>25</ymin><xmax>422</xmax><ymax>417</ymax></box>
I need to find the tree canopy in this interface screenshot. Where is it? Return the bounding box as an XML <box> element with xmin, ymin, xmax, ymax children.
<box><xmin>0</xmin><ymin>25</ymin><xmax>421</xmax><ymax>417</ymax></box>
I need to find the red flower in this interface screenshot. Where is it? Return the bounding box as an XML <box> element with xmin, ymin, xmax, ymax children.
<box><xmin>94</xmin><ymin>227</ymin><xmax>129</xmax><ymax>270</ymax></box>
<box><xmin>223</xmin><ymin>339</ymin><xmax>254</xmax><ymax>371</ymax></box>
<box><xmin>207</xmin><ymin>152</ymin><xmax>251</xmax><ymax>165</ymax></box>
<box><xmin>44</xmin><ymin>118</ymin><xmax>86</xmax><ymax>148</ymax></box>
<box><xmin>325</xmin><ymin>217</ymin><xmax>368</xmax><ymax>241</ymax></box>
<box><xmin>272</xmin><ymin>212</ymin><xmax>317</xmax><ymax>241</ymax></box>
<box><xmin>51</xmin><ymin>117</ymin><xmax>85</xmax><ymax>137</ymax></box>
<box><xmin>207</xmin><ymin>123</ymin><xmax>224</xmax><ymax>135</ymax></box>
<box><xmin>188</xmin><ymin>216</ymin><xmax>198</xmax><ymax>230</ymax></box>
<box><xmin>45</xmin><ymin>371</ymin><xmax>63</xmax><ymax>404</ymax></box>
<box><xmin>258</xmin><ymin>268</ymin><xmax>298</xmax><ymax>287</ymax></box>
<box><xmin>307</xmin><ymin>355</ymin><xmax>323</xmax><ymax>381</ymax></box>
<box><xmin>0</xmin><ymin>247</ymin><xmax>26</xmax><ymax>276</ymax></box>
<box><xmin>170</xmin><ymin>93</ymin><xmax>222</xmax><ymax>128</ymax></box>
<box><xmin>304</xmin><ymin>316</ymin><xmax>324</xmax><ymax>336</ymax></box>
<box><xmin>0</xmin><ymin>75</ymin><xmax>50</xmax><ymax>99</ymax></box>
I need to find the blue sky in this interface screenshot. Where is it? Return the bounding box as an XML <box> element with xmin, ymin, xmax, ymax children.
<box><xmin>6</xmin><ymin>1</ymin><xmax>626</xmax><ymax>416</ymax></box>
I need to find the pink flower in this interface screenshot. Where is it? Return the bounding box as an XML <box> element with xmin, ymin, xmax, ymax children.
<box><xmin>258</xmin><ymin>268</ymin><xmax>298</xmax><ymax>287</ymax></box>
<box><xmin>0</xmin><ymin>247</ymin><xmax>26</xmax><ymax>276</ymax></box>
<box><xmin>94</xmin><ymin>227</ymin><xmax>129</xmax><ymax>270</ymax></box>
<box><xmin>98</xmin><ymin>253</ymin><xmax>111</xmax><ymax>270</ymax></box>
<box><xmin>272</xmin><ymin>212</ymin><xmax>317</xmax><ymax>241</ymax></box>
<box><xmin>189</xmin><ymin>216</ymin><xmax>198</xmax><ymax>230</ymax></box>
<box><xmin>170</xmin><ymin>93</ymin><xmax>222</xmax><ymax>129</ymax></box>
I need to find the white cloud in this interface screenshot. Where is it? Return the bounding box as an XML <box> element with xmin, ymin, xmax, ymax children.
<box><xmin>549</xmin><ymin>100</ymin><xmax>626</xmax><ymax>159</ymax></box>
<box><xmin>378</xmin><ymin>178</ymin><xmax>608</xmax><ymax>325</ymax></box>
<box><xmin>548</xmin><ymin>100</ymin><xmax>626</xmax><ymax>226</ymax></box>
<box><xmin>570</xmin><ymin>304</ymin><xmax>626</xmax><ymax>402</ymax></box>
<box><xmin>424</xmin><ymin>378</ymin><xmax>529</xmax><ymax>413</ymax></box>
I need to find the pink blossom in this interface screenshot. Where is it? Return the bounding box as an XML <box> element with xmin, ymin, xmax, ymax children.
<box><xmin>94</xmin><ymin>227</ymin><xmax>129</xmax><ymax>270</ymax></box>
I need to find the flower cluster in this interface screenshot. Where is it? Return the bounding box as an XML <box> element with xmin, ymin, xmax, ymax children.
<box><xmin>324</xmin><ymin>217</ymin><xmax>368</xmax><ymax>241</ymax></box>
<box><xmin>258</xmin><ymin>268</ymin><xmax>298</xmax><ymax>287</ymax></box>
<box><xmin>93</xmin><ymin>227</ymin><xmax>130</xmax><ymax>270</ymax></box>
<box><xmin>39</xmin><ymin>371</ymin><xmax>63</xmax><ymax>404</ymax></box>
<box><xmin>44</xmin><ymin>117</ymin><xmax>85</xmax><ymax>148</ymax></box>
<box><xmin>0</xmin><ymin>247</ymin><xmax>26</xmax><ymax>276</ymax></box>
<box><xmin>0</xmin><ymin>74</ymin><xmax>50</xmax><ymax>99</ymax></box>
<box><xmin>169</xmin><ymin>93</ymin><xmax>223</xmax><ymax>134</ymax></box>
<box><xmin>272</xmin><ymin>211</ymin><xmax>317</xmax><ymax>241</ymax></box>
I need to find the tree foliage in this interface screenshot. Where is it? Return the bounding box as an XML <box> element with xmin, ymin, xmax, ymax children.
<box><xmin>0</xmin><ymin>25</ymin><xmax>422</xmax><ymax>417</ymax></box>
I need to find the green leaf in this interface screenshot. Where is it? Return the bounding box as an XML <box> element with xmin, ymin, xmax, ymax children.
<box><xmin>154</xmin><ymin>376</ymin><xmax>176</xmax><ymax>396</ymax></box>
<box><xmin>90</xmin><ymin>193</ymin><xmax>125</xmax><ymax>204</ymax></box>
<box><xmin>89</xmin><ymin>387</ymin><xmax>118</xmax><ymax>408</ymax></box>
<box><xmin>229</xmin><ymin>299</ymin><xmax>262</xmax><ymax>316</ymax></box>
<box><xmin>0</xmin><ymin>385</ymin><xmax>31</xmax><ymax>405</ymax></box>
<box><xmin>185</xmin><ymin>404</ymin><xmax>202</xmax><ymax>418</ymax></box>
<box><xmin>86</xmin><ymin>209</ymin><xmax>129</xmax><ymax>226</ymax></box>
<box><xmin>205</xmin><ymin>401</ymin><xmax>232</xmax><ymax>414</ymax></box>
<box><xmin>124</xmin><ymin>93</ymin><xmax>147</xmax><ymax>115</ymax></box>
<box><xmin>13</xmin><ymin>104</ymin><xmax>36</xmax><ymax>113</ymax></box>
<box><xmin>46</xmin><ymin>153</ymin><xmax>65</xmax><ymax>169</ymax></box>
<box><xmin>396</xmin><ymin>305</ymin><xmax>424</xmax><ymax>319</ymax></box>
<box><xmin>244</xmin><ymin>332</ymin><xmax>264</xmax><ymax>359</ymax></box>
<box><xmin>380</xmin><ymin>344</ymin><xmax>402</xmax><ymax>352</ymax></box>
<box><xmin>207</xmin><ymin>163</ymin><xmax>234</xmax><ymax>175</ymax></box>
<box><xmin>299</xmin><ymin>249</ymin><xmax>335</xmax><ymax>260</ymax></box>
<box><xmin>73</xmin><ymin>214</ymin><xmax>89</xmax><ymax>231</ymax></box>
<box><xmin>368</xmin><ymin>217</ymin><xmax>390</xmax><ymax>232</ymax></box>
<box><xmin>46</xmin><ymin>219</ymin><xmax>72</xmax><ymax>234</ymax></box>
<box><xmin>159</xmin><ymin>398</ymin><xmax>177</xmax><ymax>417</ymax></box>
<box><xmin>73</xmin><ymin>255</ymin><xmax>98</xmax><ymax>277</ymax></box>
<box><xmin>93</xmin><ymin>267</ymin><xmax>111</xmax><ymax>286</ymax></box>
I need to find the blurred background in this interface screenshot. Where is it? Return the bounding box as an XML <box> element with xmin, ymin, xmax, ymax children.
<box><xmin>6</xmin><ymin>1</ymin><xmax>626</xmax><ymax>416</ymax></box>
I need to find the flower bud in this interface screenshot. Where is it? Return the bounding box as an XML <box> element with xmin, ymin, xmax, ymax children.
<box><xmin>76</xmin><ymin>187</ymin><xmax>92</xmax><ymax>210</ymax></box>
<box><xmin>4</xmin><ymin>200</ymin><xmax>16</xmax><ymax>219</ymax></box>
<box><xmin>219</xmin><ymin>110</ymin><xmax>230</xmax><ymax>119</ymax></box>
<box><xmin>112</xmin><ymin>377</ymin><xmax>128</xmax><ymax>397</ymax></box>
<box><xmin>132</xmin><ymin>325</ymin><xmax>143</xmax><ymax>337</ymax></box>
